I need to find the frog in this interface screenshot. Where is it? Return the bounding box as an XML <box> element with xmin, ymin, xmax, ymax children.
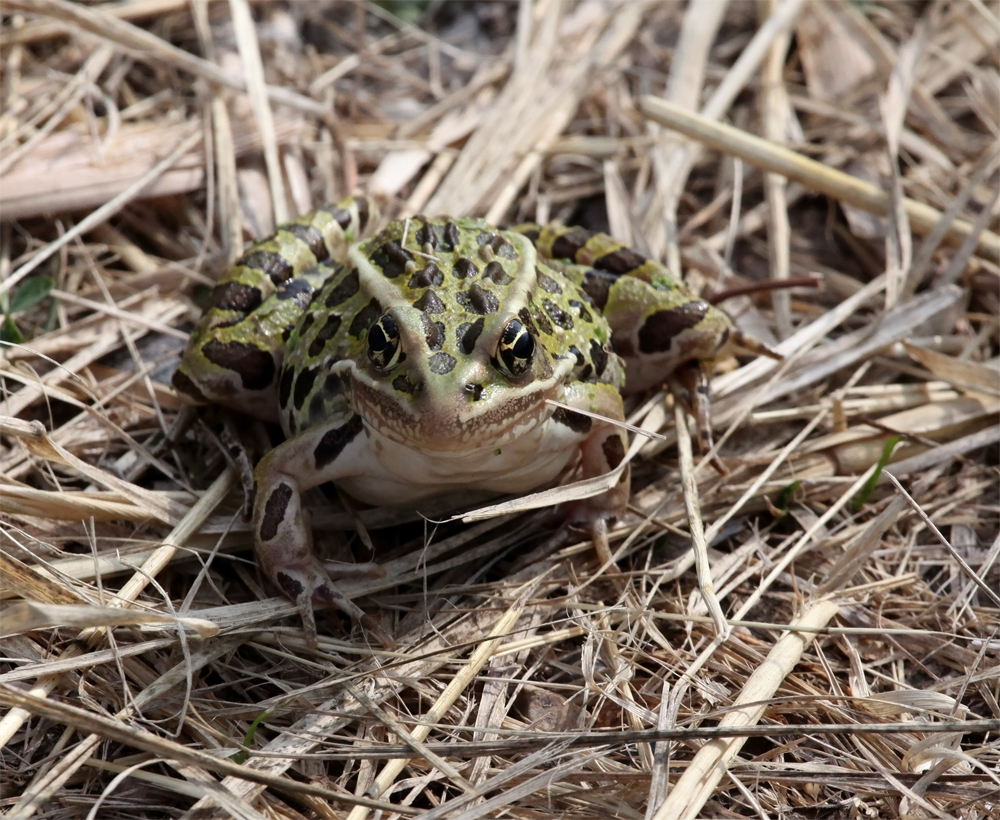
<box><xmin>173</xmin><ymin>195</ymin><xmax>765</xmax><ymax>645</ymax></box>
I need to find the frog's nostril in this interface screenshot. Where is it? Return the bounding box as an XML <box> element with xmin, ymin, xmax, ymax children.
<box><xmin>464</xmin><ymin>383</ymin><xmax>485</xmax><ymax>401</ymax></box>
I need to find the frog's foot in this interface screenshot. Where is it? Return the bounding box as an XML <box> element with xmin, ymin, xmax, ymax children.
<box><xmin>273</xmin><ymin>556</ymin><xmax>393</xmax><ymax>648</ymax></box>
<box><xmin>556</xmin><ymin>381</ymin><xmax>632</xmax><ymax>568</ymax></box>
<box><xmin>216</xmin><ymin>411</ymin><xmax>271</xmax><ymax>518</ymax></box>
<box><xmin>667</xmin><ymin>363</ymin><xmax>729</xmax><ymax>476</ymax></box>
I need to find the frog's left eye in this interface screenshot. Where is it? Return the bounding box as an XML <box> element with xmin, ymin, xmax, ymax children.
<box><xmin>368</xmin><ymin>313</ymin><xmax>402</xmax><ymax>370</ymax></box>
<box><xmin>496</xmin><ymin>319</ymin><xmax>534</xmax><ymax>378</ymax></box>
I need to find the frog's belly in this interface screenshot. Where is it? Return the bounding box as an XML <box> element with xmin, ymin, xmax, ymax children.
<box><xmin>342</xmin><ymin>416</ymin><xmax>584</xmax><ymax>507</ymax></box>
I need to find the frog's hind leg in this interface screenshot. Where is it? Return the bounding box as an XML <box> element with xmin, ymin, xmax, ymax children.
<box><xmin>729</xmin><ymin>328</ymin><xmax>783</xmax><ymax>361</ymax></box>
<box><xmin>666</xmin><ymin>361</ymin><xmax>729</xmax><ymax>476</ymax></box>
<box><xmin>519</xmin><ymin>221</ymin><xmax>772</xmax><ymax>472</ymax></box>
<box><xmin>173</xmin><ymin>195</ymin><xmax>378</xmax><ymax>422</ymax></box>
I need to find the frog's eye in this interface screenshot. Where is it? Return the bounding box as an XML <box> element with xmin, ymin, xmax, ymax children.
<box><xmin>368</xmin><ymin>313</ymin><xmax>402</xmax><ymax>370</ymax></box>
<box><xmin>495</xmin><ymin>319</ymin><xmax>534</xmax><ymax>378</ymax></box>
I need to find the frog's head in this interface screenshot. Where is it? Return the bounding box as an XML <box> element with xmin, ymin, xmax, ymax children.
<box><xmin>345</xmin><ymin>218</ymin><xmax>571</xmax><ymax>453</ymax></box>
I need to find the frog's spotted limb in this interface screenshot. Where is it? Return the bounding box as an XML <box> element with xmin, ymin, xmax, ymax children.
<box><xmin>515</xmin><ymin>222</ymin><xmax>774</xmax><ymax>452</ymax></box>
<box><xmin>172</xmin><ymin>196</ymin><xmax>376</xmax><ymax>423</ymax></box>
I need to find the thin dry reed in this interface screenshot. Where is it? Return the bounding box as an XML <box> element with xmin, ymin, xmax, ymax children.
<box><xmin>1</xmin><ymin>2</ymin><xmax>998</xmax><ymax>819</ymax></box>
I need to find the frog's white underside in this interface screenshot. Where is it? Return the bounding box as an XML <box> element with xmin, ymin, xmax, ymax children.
<box><xmin>331</xmin><ymin>412</ymin><xmax>585</xmax><ymax>507</ymax></box>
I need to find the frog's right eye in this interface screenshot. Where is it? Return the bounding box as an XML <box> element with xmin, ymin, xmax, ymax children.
<box><xmin>495</xmin><ymin>319</ymin><xmax>534</xmax><ymax>378</ymax></box>
<box><xmin>368</xmin><ymin>314</ymin><xmax>402</xmax><ymax>370</ymax></box>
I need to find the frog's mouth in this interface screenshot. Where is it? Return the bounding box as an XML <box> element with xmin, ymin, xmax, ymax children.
<box><xmin>350</xmin><ymin>376</ymin><xmax>558</xmax><ymax>453</ymax></box>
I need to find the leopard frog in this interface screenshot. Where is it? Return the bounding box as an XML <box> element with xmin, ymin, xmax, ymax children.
<box><xmin>174</xmin><ymin>195</ymin><xmax>754</xmax><ymax>644</ymax></box>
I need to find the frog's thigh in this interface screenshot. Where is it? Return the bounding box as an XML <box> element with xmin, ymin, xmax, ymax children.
<box><xmin>559</xmin><ymin>382</ymin><xmax>630</xmax><ymax>524</ymax></box>
<box><xmin>603</xmin><ymin>276</ymin><xmax>732</xmax><ymax>395</ymax></box>
<box><xmin>252</xmin><ymin>414</ymin><xmax>368</xmax><ymax>602</ymax></box>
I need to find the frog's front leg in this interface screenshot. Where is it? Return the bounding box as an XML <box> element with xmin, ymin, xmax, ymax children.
<box><xmin>252</xmin><ymin>413</ymin><xmax>391</xmax><ymax>646</ymax></box>
<box><xmin>559</xmin><ymin>381</ymin><xmax>631</xmax><ymax>533</ymax></box>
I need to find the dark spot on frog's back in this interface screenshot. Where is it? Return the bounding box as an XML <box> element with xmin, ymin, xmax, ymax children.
<box><xmin>543</xmin><ymin>299</ymin><xmax>574</xmax><ymax>330</ymax></box>
<box><xmin>357</xmin><ymin>197</ymin><xmax>370</xmax><ymax>232</ymax></box>
<box><xmin>517</xmin><ymin>307</ymin><xmax>538</xmax><ymax>336</ymax></box>
<box><xmin>453</xmin><ymin>258</ymin><xmax>479</xmax><ymax>280</ymax></box>
<box><xmin>349</xmin><ymin>298</ymin><xmax>383</xmax><ymax>338</ymax></box>
<box><xmin>298</xmin><ymin>310</ymin><xmax>317</xmax><ymax>339</ymax></box>
<box><xmin>314</xmin><ymin>414</ymin><xmax>364</xmax><ymax>469</ymax></box>
<box><xmin>413</xmin><ymin>289</ymin><xmax>446</xmax><ymax>314</ymax></box>
<box><xmin>409</xmin><ymin>262</ymin><xmax>444</xmax><ymax>288</ymax></box>
<box><xmin>293</xmin><ymin>366</ymin><xmax>319</xmax><ymax>410</ymax></box>
<box><xmin>478</xmin><ymin>231</ymin><xmax>517</xmax><ymax>260</ymax></box>
<box><xmin>530</xmin><ymin>304</ymin><xmax>553</xmax><ymax>336</ymax></box>
<box><xmin>594</xmin><ymin>246</ymin><xmax>648</xmax><ymax>276</ymax></box>
<box><xmin>569</xmin><ymin>299</ymin><xmax>593</xmax><ymax>323</ymax></box>
<box><xmin>602</xmin><ymin>435</ymin><xmax>625</xmax><ymax>469</ymax></box>
<box><xmin>210</xmin><ymin>281</ymin><xmax>261</xmax><ymax>313</ymax></box>
<box><xmin>240</xmin><ymin>249</ymin><xmax>294</xmax><ymax>285</ymax></box>
<box><xmin>495</xmin><ymin>239</ymin><xmax>518</xmax><ymax>260</ymax></box>
<box><xmin>286</xmin><ymin>223</ymin><xmax>329</xmax><ymax>262</ymax></box>
<box><xmin>202</xmin><ymin>339</ymin><xmax>275</xmax><ymax>390</ymax></box>
<box><xmin>553</xmin><ymin>406</ymin><xmax>592</xmax><ymax>434</ymax></box>
<box><xmin>308</xmin><ymin>312</ymin><xmax>342</xmax><ymax>357</ymax></box>
<box><xmin>483</xmin><ymin>261</ymin><xmax>512</xmax><ymax>285</ymax></box>
<box><xmin>415</xmin><ymin>221</ymin><xmax>459</xmax><ymax>252</ymax></box>
<box><xmin>457</xmin><ymin>318</ymin><xmax>484</xmax><ymax>355</ymax></box>
<box><xmin>325</xmin><ymin>269</ymin><xmax>359</xmax><ymax>308</ymax></box>
<box><xmin>331</xmin><ymin>206</ymin><xmax>352</xmax><ymax>229</ymax></box>
<box><xmin>538</xmin><ymin>271</ymin><xmax>562</xmax><ymax>294</ymax></box>
<box><xmin>428</xmin><ymin>352</ymin><xmax>457</xmax><ymax>375</ymax></box>
<box><xmin>459</xmin><ymin>283</ymin><xmax>499</xmax><ymax>315</ymax></box>
<box><xmin>371</xmin><ymin>240</ymin><xmax>414</xmax><ymax>278</ymax></box>
<box><xmin>414</xmin><ymin>222</ymin><xmax>437</xmax><ymax>250</ymax></box>
<box><xmin>551</xmin><ymin>227</ymin><xmax>592</xmax><ymax>261</ymax></box>
<box><xmin>638</xmin><ymin>302</ymin><xmax>708</xmax><ymax>353</ymax></box>
<box><xmin>260</xmin><ymin>482</ymin><xmax>293</xmax><ymax>542</ymax></box>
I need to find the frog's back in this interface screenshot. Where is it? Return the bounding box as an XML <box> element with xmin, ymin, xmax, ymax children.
<box><xmin>279</xmin><ymin>215</ymin><xmax>623</xmax><ymax>440</ymax></box>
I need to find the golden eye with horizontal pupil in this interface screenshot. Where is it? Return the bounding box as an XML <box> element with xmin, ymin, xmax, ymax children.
<box><xmin>367</xmin><ymin>313</ymin><xmax>402</xmax><ymax>370</ymax></box>
<box><xmin>496</xmin><ymin>319</ymin><xmax>534</xmax><ymax>377</ymax></box>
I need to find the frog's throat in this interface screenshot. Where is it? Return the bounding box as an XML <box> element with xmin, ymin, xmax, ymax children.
<box><xmin>349</xmin><ymin>370</ymin><xmax>568</xmax><ymax>453</ymax></box>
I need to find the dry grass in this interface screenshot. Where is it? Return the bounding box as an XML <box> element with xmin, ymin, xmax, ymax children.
<box><xmin>1</xmin><ymin>1</ymin><xmax>999</xmax><ymax>818</ymax></box>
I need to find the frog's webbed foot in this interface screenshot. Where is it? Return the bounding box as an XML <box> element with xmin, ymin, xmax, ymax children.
<box><xmin>273</xmin><ymin>555</ymin><xmax>393</xmax><ymax>648</ymax></box>
<box><xmin>667</xmin><ymin>363</ymin><xmax>729</xmax><ymax>477</ymax></box>
<box><xmin>214</xmin><ymin>411</ymin><xmax>272</xmax><ymax>518</ymax></box>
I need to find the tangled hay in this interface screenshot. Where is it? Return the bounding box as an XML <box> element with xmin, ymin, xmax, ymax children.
<box><xmin>1</xmin><ymin>2</ymin><xmax>998</xmax><ymax>818</ymax></box>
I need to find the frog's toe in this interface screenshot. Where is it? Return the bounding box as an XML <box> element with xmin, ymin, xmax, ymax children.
<box><xmin>322</xmin><ymin>560</ymin><xmax>386</xmax><ymax>581</ymax></box>
<box><xmin>274</xmin><ymin>559</ymin><xmax>391</xmax><ymax>647</ymax></box>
